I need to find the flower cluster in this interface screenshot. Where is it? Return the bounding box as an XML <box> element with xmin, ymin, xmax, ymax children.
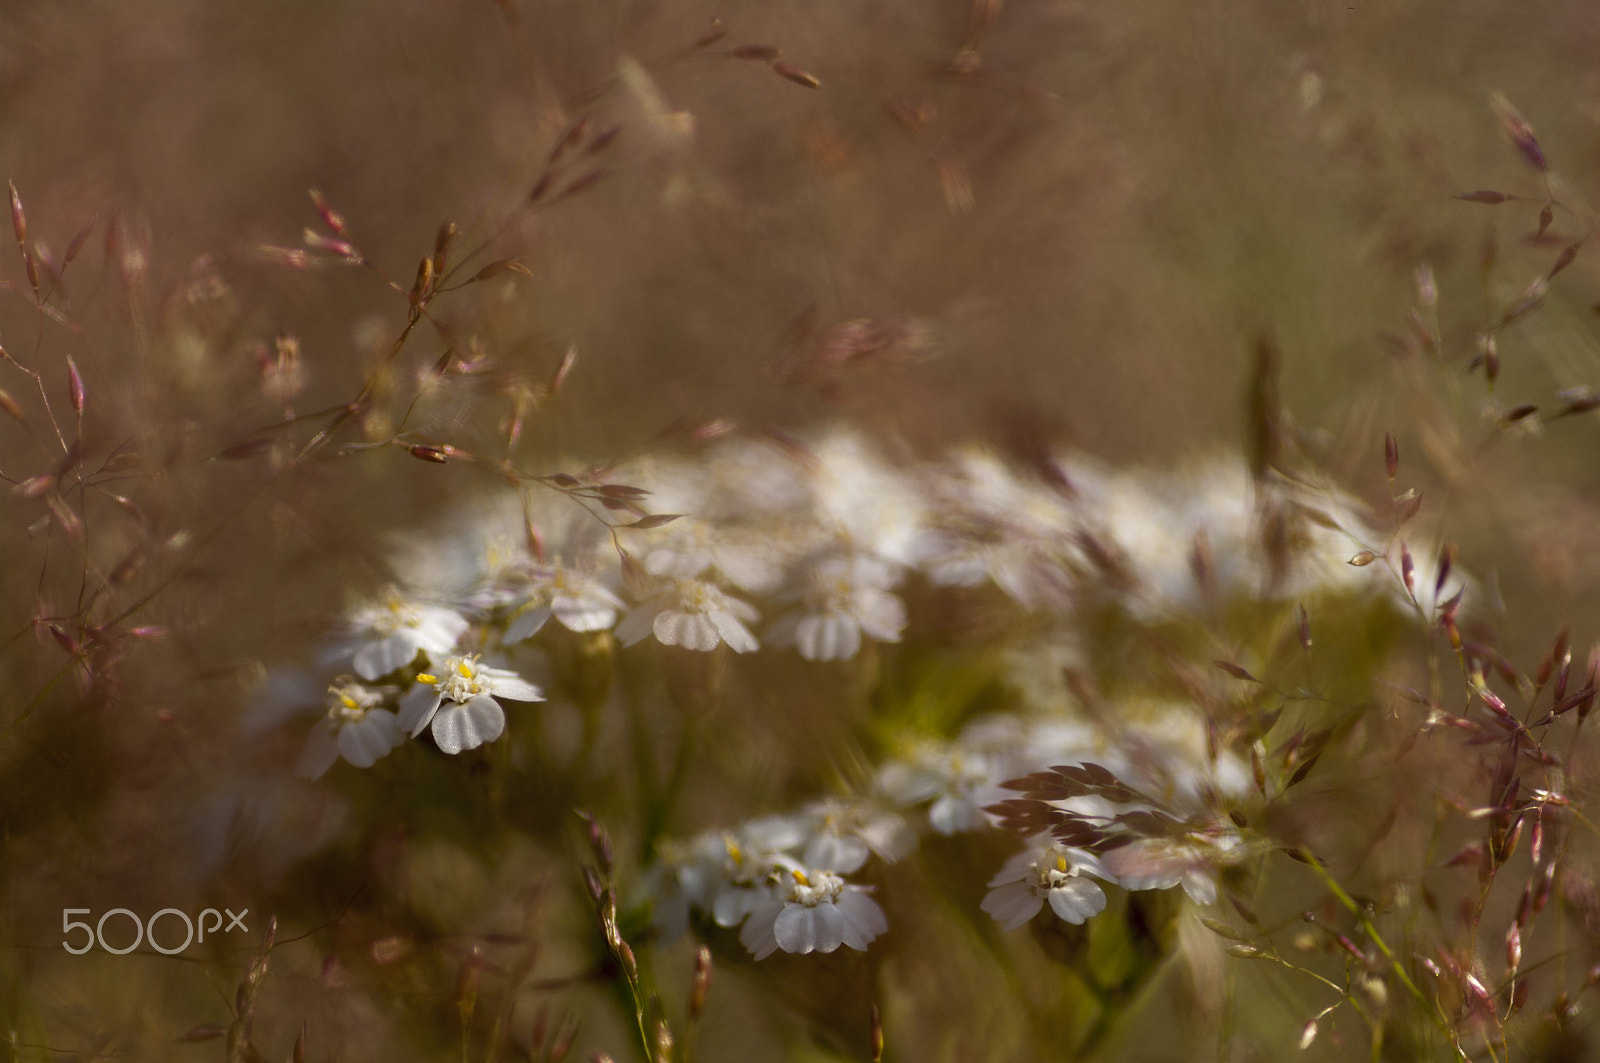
<box><xmin>645</xmin><ymin>702</ymin><xmax>1250</xmax><ymax>958</ymax></box>
<box><xmin>643</xmin><ymin>801</ymin><xmax>903</xmax><ymax>958</ymax></box>
<box><xmin>597</xmin><ymin>430</ymin><xmax>1466</xmax><ymax>644</ymax></box>
<box><xmin>252</xmin><ymin>585</ymin><xmax>545</xmax><ymax>776</ymax></box>
<box><xmin>241</xmin><ymin>425</ymin><xmax>1467</xmax><ymax>966</ymax></box>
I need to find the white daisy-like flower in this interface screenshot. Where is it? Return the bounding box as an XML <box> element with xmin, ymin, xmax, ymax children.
<box><xmin>707</xmin><ymin>524</ymin><xmax>817</xmax><ymax>596</ymax></box>
<box><xmin>1053</xmin><ymin>456</ymin><xmax>1400</xmax><ymax>620</ymax></box>
<box><xmin>640</xmin><ymin>518</ymin><xmax>804</xmax><ymax>595</ymax></box>
<box><xmin>981</xmin><ymin>840</ymin><xmax>1111</xmax><ymax>930</ymax></box>
<box><xmin>502</xmin><ymin>564</ymin><xmax>625</xmax><ymax>641</ymax></box>
<box><xmin>1110</xmin><ymin>707</ymin><xmax>1254</xmax><ymax>808</ymax></box>
<box><xmin>296</xmin><ymin>681</ymin><xmax>407</xmax><ymax>779</ymax></box>
<box><xmin>398</xmin><ymin>654</ymin><xmax>543</xmax><ymax>755</ymax></box>
<box><xmin>621</xmin><ymin>441</ymin><xmax>813</xmax><ymax>524</ymax></box>
<box><xmin>615</xmin><ymin>577</ymin><xmax>760</xmax><ymax>653</ymax></box>
<box><xmin>639</xmin><ymin>831</ymin><xmax>730</xmax><ymax>941</ymax></box>
<box><xmin>807</xmin><ymin>430</ymin><xmax>927</xmax><ymax>568</ymax></box>
<box><xmin>708</xmin><ymin>816</ymin><xmax>811</xmax><ymax>928</ymax></box>
<box><xmin>767</xmin><ymin>554</ymin><xmax>907</xmax><ymax>661</ymax></box>
<box><xmin>1099</xmin><ymin>831</ymin><xmax>1242</xmax><ymax>905</ymax></box>
<box><xmin>877</xmin><ymin>747</ymin><xmax>1000</xmax><ymax>835</ymax></box>
<box><xmin>912</xmin><ymin>450</ymin><xmax>1083</xmax><ymax>611</ymax></box>
<box><xmin>739</xmin><ymin>861</ymin><xmax>888</xmax><ymax>960</ymax></box>
<box><xmin>639</xmin><ymin>518</ymin><xmax>719</xmax><ymax>581</ymax></box>
<box><xmin>325</xmin><ymin>591</ymin><xmax>469</xmax><ymax>681</ymax></box>
<box><xmin>793</xmin><ymin>798</ymin><xmax>914</xmax><ymax>873</ymax></box>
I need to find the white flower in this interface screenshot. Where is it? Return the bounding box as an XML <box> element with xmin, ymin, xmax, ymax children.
<box><xmin>638</xmin><ymin>519</ymin><xmax>726</xmax><ymax>582</ymax></box>
<box><xmin>325</xmin><ymin>591</ymin><xmax>469</xmax><ymax>681</ymax></box>
<box><xmin>807</xmin><ymin>430</ymin><xmax>927</xmax><ymax>568</ymax></box>
<box><xmin>793</xmin><ymin>798</ymin><xmax>914</xmax><ymax>872</ymax></box>
<box><xmin>1110</xmin><ymin>707</ymin><xmax>1253</xmax><ymax>807</ymax></box>
<box><xmin>502</xmin><ymin>564</ymin><xmax>625</xmax><ymax>641</ymax></box>
<box><xmin>620</xmin><ymin>441</ymin><xmax>813</xmax><ymax>524</ymax></box>
<box><xmin>708</xmin><ymin>817</ymin><xmax>810</xmax><ymax>928</ymax></box>
<box><xmin>878</xmin><ymin>747</ymin><xmax>1000</xmax><ymax>835</ymax></box>
<box><xmin>1055</xmin><ymin>456</ymin><xmax>1385</xmax><ymax>619</ymax></box>
<box><xmin>912</xmin><ymin>449</ymin><xmax>1083</xmax><ymax>611</ymax></box>
<box><xmin>767</xmin><ymin>555</ymin><xmax>906</xmax><ymax>661</ymax></box>
<box><xmin>707</xmin><ymin>526</ymin><xmax>814</xmax><ymax>595</ymax></box>
<box><xmin>981</xmin><ymin>840</ymin><xmax>1110</xmax><ymax>930</ymax></box>
<box><xmin>615</xmin><ymin>578</ymin><xmax>760</xmax><ymax>653</ymax></box>
<box><xmin>640</xmin><ymin>832</ymin><xmax>730</xmax><ymax>941</ymax></box>
<box><xmin>739</xmin><ymin>862</ymin><xmax>888</xmax><ymax>959</ymax></box>
<box><xmin>296</xmin><ymin>681</ymin><xmax>407</xmax><ymax>779</ymax></box>
<box><xmin>398</xmin><ymin>654</ymin><xmax>543</xmax><ymax>754</ymax></box>
<box><xmin>640</xmin><ymin>518</ymin><xmax>803</xmax><ymax>595</ymax></box>
<box><xmin>1099</xmin><ymin>832</ymin><xmax>1242</xmax><ymax>905</ymax></box>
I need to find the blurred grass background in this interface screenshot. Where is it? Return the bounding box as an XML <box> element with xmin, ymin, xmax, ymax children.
<box><xmin>4</xmin><ymin>1</ymin><xmax>1600</xmax><ymax>1060</ymax></box>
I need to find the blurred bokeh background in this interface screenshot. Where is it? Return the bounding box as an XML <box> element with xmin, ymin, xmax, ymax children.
<box><xmin>5</xmin><ymin>0</ymin><xmax>1600</xmax><ymax>1059</ymax></box>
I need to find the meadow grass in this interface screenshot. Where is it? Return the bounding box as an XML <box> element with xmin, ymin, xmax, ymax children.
<box><xmin>4</xmin><ymin>3</ymin><xmax>1600</xmax><ymax>1061</ymax></box>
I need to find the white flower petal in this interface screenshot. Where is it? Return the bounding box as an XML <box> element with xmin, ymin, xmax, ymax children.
<box><xmin>295</xmin><ymin>724</ymin><xmax>341</xmax><ymax>780</ymax></box>
<box><xmin>713</xmin><ymin>886</ymin><xmax>766</xmax><ymax>928</ymax></box>
<box><xmin>554</xmin><ymin>582</ymin><xmax>622</xmax><ymax>625</ymax></box>
<box><xmin>656</xmin><ymin>611</ymin><xmax>718</xmax><ymax>651</ymax></box>
<box><xmin>1048</xmin><ymin>879</ymin><xmax>1107</xmax><ymax>924</ymax></box>
<box><xmin>798</xmin><ymin>613</ymin><xmax>859</xmax><ymax>661</ymax></box>
<box><xmin>835</xmin><ymin>890</ymin><xmax>887</xmax><ymax>945</ymax></box>
<box><xmin>855</xmin><ymin>592</ymin><xmax>907</xmax><ymax>642</ymax></box>
<box><xmin>504</xmin><ymin>605</ymin><xmax>552</xmax><ymax>643</ymax></box>
<box><xmin>415</xmin><ymin>608</ymin><xmax>469</xmax><ymax>650</ymax></box>
<box><xmin>738</xmin><ymin>900</ymin><xmax>784</xmax><ymax>959</ymax></box>
<box><xmin>863</xmin><ymin>814</ymin><xmax>916</xmax><ymax>861</ymax></box>
<box><xmin>1070</xmin><ymin>848</ymin><xmax>1112</xmax><ymax>882</ymax></box>
<box><xmin>987</xmin><ymin>849</ymin><xmax>1042</xmax><ymax>888</ymax></box>
<box><xmin>928</xmin><ymin>794</ymin><xmax>981</xmax><ymax>834</ymax></box>
<box><xmin>877</xmin><ymin>762</ymin><xmax>940</xmax><ymax>805</ymax></box>
<box><xmin>811</xmin><ymin>903</ymin><xmax>849</xmax><ymax>953</ymax></box>
<box><xmin>337</xmin><ymin>710</ymin><xmax>405</xmax><ymax>768</ymax></box>
<box><xmin>1101</xmin><ymin>842</ymin><xmax>1185</xmax><ymax>893</ymax></box>
<box><xmin>743</xmin><ymin>814</ymin><xmax>810</xmax><ymax>851</ymax></box>
<box><xmin>722</xmin><ymin>596</ymin><xmax>761</xmax><ymax>624</ymax></box>
<box><xmin>805</xmin><ymin>834</ymin><xmax>869</xmax><ymax>874</ymax></box>
<box><xmin>614</xmin><ymin>604</ymin><xmax>662</xmax><ymax>647</ymax></box>
<box><xmin>646</xmin><ymin>549</ymin><xmax>709</xmax><ymax>579</ymax></box>
<box><xmin>1181</xmin><ymin>869</ymin><xmax>1218</xmax><ymax>905</ymax></box>
<box><xmin>398</xmin><ymin>685</ymin><xmax>443</xmax><ymax>737</ymax></box>
<box><xmin>431</xmin><ymin>695</ymin><xmax>505</xmax><ymax>754</ymax></box>
<box><xmin>353</xmin><ymin>634</ymin><xmax>414</xmax><ymax>681</ymax></box>
<box><xmin>710</xmin><ymin>612</ymin><xmax>759</xmax><ymax>653</ymax></box>
<box><xmin>773</xmin><ymin>904</ymin><xmax>818</xmax><ymax>954</ymax></box>
<box><xmin>492</xmin><ymin>675</ymin><xmax>544</xmax><ymax>702</ymax></box>
<box><xmin>553</xmin><ymin>600</ymin><xmax>617</xmax><ymax>632</ymax></box>
<box><xmin>981</xmin><ymin>882</ymin><xmax>1043</xmax><ymax>931</ymax></box>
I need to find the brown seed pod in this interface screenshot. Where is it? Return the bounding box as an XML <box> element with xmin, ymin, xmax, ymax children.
<box><xmin>772</xmin><ymin>61</ymin><xmax>822</xmax><ymax>89</ymax></box>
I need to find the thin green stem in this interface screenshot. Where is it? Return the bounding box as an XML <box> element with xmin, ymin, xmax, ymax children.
<box><xmin>1301</xmin><ymin>850</ymin><xmax>1469</xmax><ymax>1061</ymax></box>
